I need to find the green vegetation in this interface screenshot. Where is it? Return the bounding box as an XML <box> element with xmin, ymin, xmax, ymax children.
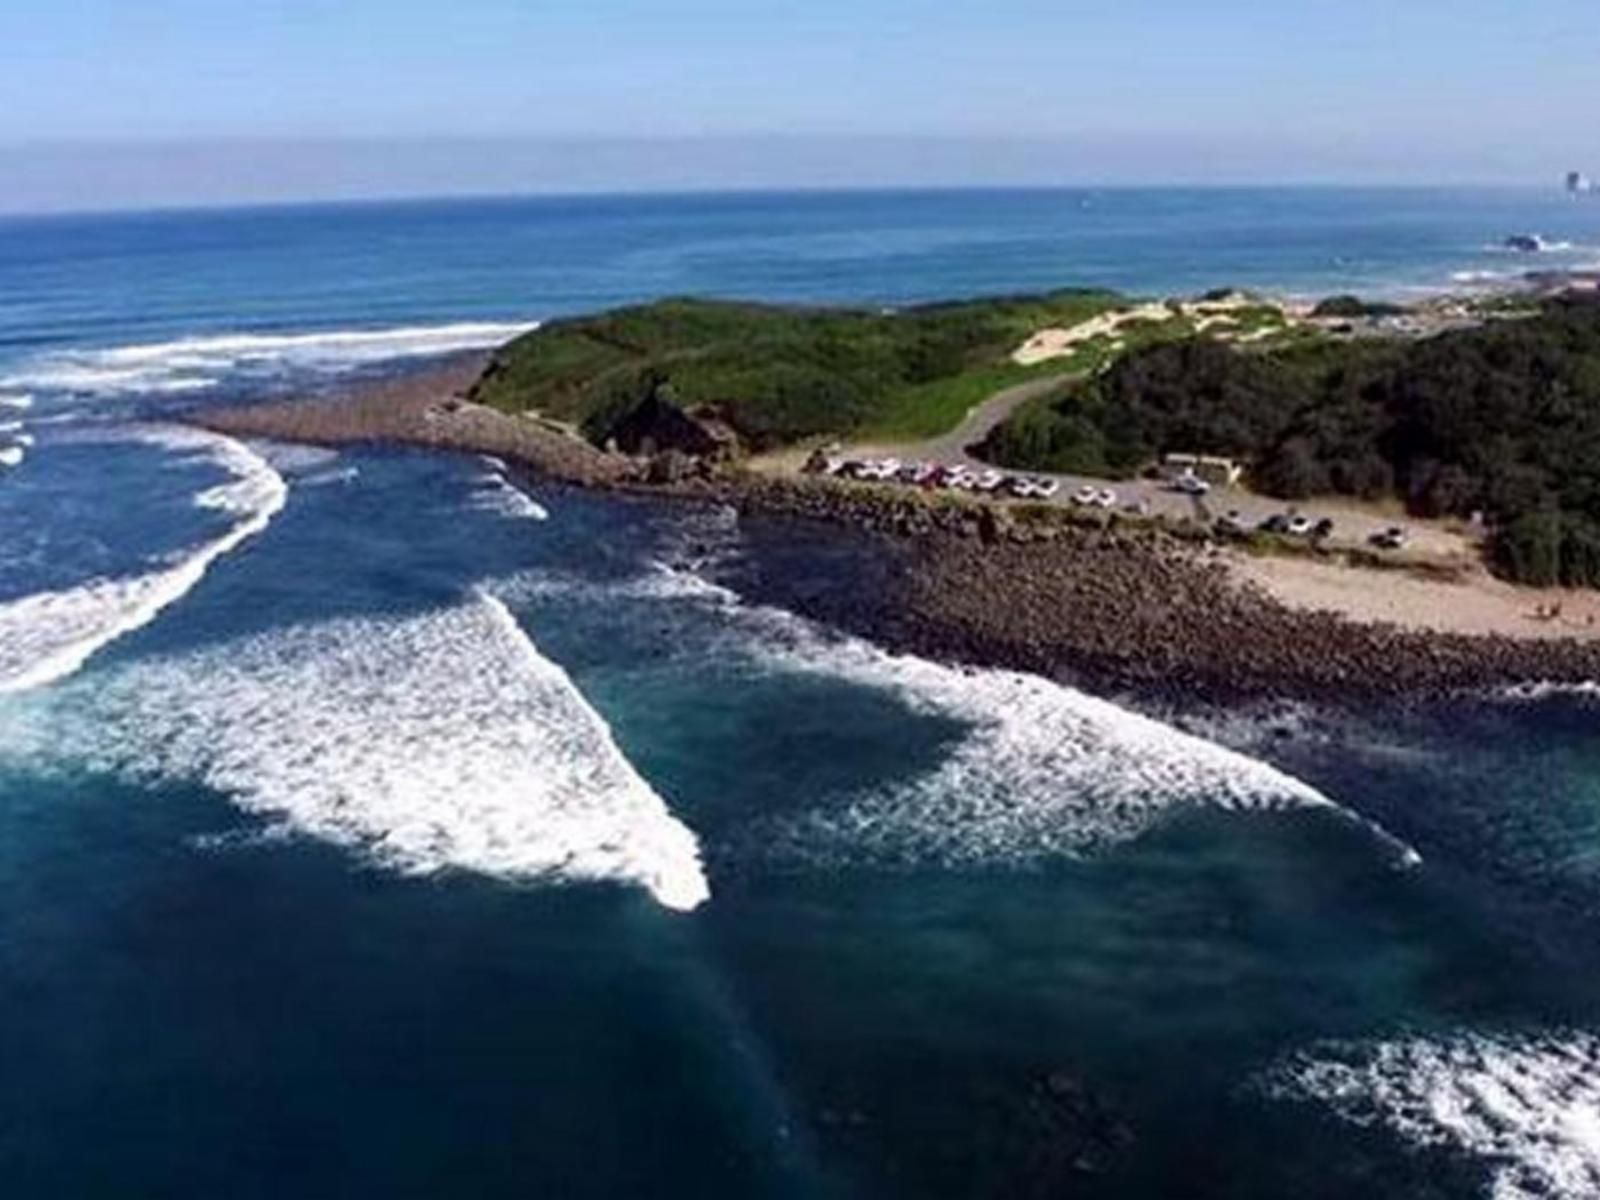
<box><xmin>984</xmin><ymin>296</ymin><xmax>1600</xmax><ymax>585</ymax></box>
<box><xmin>469</xmin><ymin>292</ymin><xmax>1126</xmax><ymax>448</ymax></box>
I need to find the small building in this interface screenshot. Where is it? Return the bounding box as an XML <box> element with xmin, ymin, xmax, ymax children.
<box><xmin>1161</xmin><ymin>452</ymin><xmax>1242</xmax><ymax>488</ymax></box>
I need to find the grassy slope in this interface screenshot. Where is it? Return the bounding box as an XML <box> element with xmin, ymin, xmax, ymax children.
<box><xmin>468</xmin><ymin>291</ymin><xmax>1135</xmax><ymax>448</ymax></box>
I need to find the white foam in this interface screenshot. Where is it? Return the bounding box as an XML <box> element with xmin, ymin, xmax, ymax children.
<box><xmin>512</xmin><ymin>564</ymin><xmax>1419</xmax><ymax>869</ymax></box>
<box><xmin>748</xmin><ymin>622</ymin><xmax>1419</xmax><ymax>869</ymax></box>
<box><xmin>1</xmin><ymin>320</ymin><xmax>536</xmax><ymax>398</ymax></box>
<box><xmin>0</xmin><ymin>393</ymin><xmax>32</xmax><ymax>409</ymax></box>
<box><xmin>470</xmin><ymin>469</ymin><xmax>549</xmax><ymax>521</ymax></box>
<box><xmin>1260</xmin><ymin>1031</ymin><xmax>1600</xmax><ymax>1200</ymax></box>
<box><xmin>0</xmin><ymin>445</ymin><xmax>22</xmax><ymax>468</ymax></box>
<box><xmin>1498</xmin><ymin>680</ymin><xmax>1600</xmax><ymax>702</ymax></box>
<box><xmin>18</xmin><ymin>591</ymin><xmax>708</xmax><ymax>911</ymax></box>
<box><xmin>0</xmin><ymin>428</ymin><xmax>287</xmax><ymax>693</ymax></box>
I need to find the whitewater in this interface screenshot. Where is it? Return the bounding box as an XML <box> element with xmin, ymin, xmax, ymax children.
<box><xmin>2</xmin><ymin>587</ymin><xmax>709</xmax><ymax>911</ymax></box>
<box><xmin>504</xmin><ymin>562</ymin><xmax>1422</xmax><ymax>872</ymax></box>
<box><xmin>0</xmin><ymin>320</ymin><xmax>535</xmax><ymax>400</ymax></box>
<box><xmin>0</xmin><ymin>426</ymin><xmax>287</xmax><ymax>693</ymax></box>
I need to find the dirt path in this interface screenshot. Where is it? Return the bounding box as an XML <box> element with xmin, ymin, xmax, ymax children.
<box><xmin>855</xmin><ymin>373</ymin><xmax>1073</xmax><ymax>465</ymax></box>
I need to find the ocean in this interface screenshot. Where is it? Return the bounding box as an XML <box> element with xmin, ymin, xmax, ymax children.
<box><xmin>4</xmin><ymin>188</ymin><xmax>1600</xmax><ymax>1198</ymax></box>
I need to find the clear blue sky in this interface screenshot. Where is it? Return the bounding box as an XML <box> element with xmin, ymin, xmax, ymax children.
<box><xmin>1</xmin><ymin>0</ymin><xmax>1595</xmax><ymax>209</ymax></box>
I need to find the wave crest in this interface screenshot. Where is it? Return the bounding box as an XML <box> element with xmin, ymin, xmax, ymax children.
<box><xmin>510</xmin><ymin>564</ymin><xmax>1419</xmax><ymax>871</ymax></box>
<box><xmin>0</xmin><ymin>427</ymin><xmax>286</xmax><ymax>693</ymax></box>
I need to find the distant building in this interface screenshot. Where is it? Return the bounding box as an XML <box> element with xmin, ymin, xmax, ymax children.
<box><xmin>1568</xmin><ymin>171</ymin><xmax>1593</xmax><ymax>195</ymax></box>
<box><xmin>1161</xmin><ymin>453</ymin><xmax>1242</xmax><ymax>488</ymax></box>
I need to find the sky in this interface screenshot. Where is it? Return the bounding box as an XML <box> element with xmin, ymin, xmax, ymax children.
<box><xmin>0</xmin><ymin>0</ymin><xmax>1594</xmax><ymax>210</ymax></box>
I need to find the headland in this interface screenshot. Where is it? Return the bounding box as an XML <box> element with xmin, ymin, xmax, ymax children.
<box><xmin>194</xmin><ymin>275</ymin><xmax>1600</xmax><ymax>706</ymax></box>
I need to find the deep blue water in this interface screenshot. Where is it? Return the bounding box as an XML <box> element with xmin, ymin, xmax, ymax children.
<box><xmin>5</xmin><ymin>190</ymin><xmax>1600</xmax><ymax>1198</ymax></box>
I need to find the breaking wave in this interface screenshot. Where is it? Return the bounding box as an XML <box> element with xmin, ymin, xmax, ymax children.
<box><xmin>0</xmin><ymin>392</ymin><xmax>32</xmax><ymax>409</ymax></box>
<box><xmin>744</xmin><ymin>622</ymin><xmax>1420</xmax><ymax>871</ymax></box>
<box><xmin>511</xmin><ymin>564</ymin><xmax>1420</xmax><ymax>870</ymax></box>
<box><xmin>470</xmin><ymin>460</ymin><xmax>549</xmax><ymax>521</ymax></box>
<box><xmin>0</xmin><ymin>427</ymin><xmax>286</xmax><ymax>693</ymax></box>
<box><xmin>0</xmin><ymin>320</ymin><xmax>535</xmax><ymax>398</ymax></box>
<box><xmin>9</xmin><ymin>590</ymin><xmax>708</xmax><ymax>911</ymax></box>
<box><xmin>1259</xmin><ymin>1030</ymin><xmax>1600</xmax><ymax>1200</ymax></box>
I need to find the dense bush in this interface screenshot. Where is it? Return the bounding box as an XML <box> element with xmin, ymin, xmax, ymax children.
<box><xmin>1310</xmin><ymin>294</ymin><xmax>1406</xmax><ymax>319</ymax></box>
<box><xmin>985</xmin><ymin>296</ymin><xmax>1600</xmax><ymax>585</ymax></box>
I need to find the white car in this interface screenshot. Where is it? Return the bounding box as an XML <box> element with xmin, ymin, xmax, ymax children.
<box><xmin>970</xmin><ymin>469</ymin><xmax>1003</xmax><ymax>492</ymax></box>
<box><xmin>1218</xmin><ymin>509</ymin><xmax>1250</xmax><ymax>534</ymax></box>
<box><xmin>1093</xmin><ymin>488</ymin><xmax>1118</xmax><ymax>509</ymax></box>
<box><xmin>1372</xmin><ymin>526</ymin><xmax>1409</xmax><ymax>550</ymax></box>
<box><xmin>1286</xmin><ymin>515</ymin><xmax>1315</xmax><ymax>536</ymax></box>
<box><xmin>1031</xmin><ymin>478</ymin><xmax>1060</xmax><ymax>499</ymax></box>
<box><xmin>857</xmin><ymin>458</ymin><xmax>900</xmax><ymax>481</ymax></box>
<box><xmin>1072</xmin><ymin>484</ymin><xmax>1098</xmax><ymax>506</ymax></box>
<box><xmin>1174</xmin><ymin>472</ymin><xmax>1211</xmax><ymax>496</ymax></box>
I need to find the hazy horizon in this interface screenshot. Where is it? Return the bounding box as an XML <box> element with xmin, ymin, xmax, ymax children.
<box><xmin>2</xmin><ymin>1</ymin><xmax>1595</xmax><ymax>214</ymax></box>
<box><xmin>0</xmin><ymin>134</ymin><xmax>1588</xmax><ymax>218</ymax></box>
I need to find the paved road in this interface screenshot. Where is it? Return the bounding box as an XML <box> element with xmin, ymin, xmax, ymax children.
<box><xmin>841</xmin><ymin>372</ymin><xmax>1475</xmax><ymax>561</ymax></box>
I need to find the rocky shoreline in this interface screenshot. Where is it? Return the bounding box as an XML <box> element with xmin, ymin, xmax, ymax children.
<box><xmin>192</xmin><ymin>361</ymin><xmax>1600</xmax><ymax>707</ymax></box>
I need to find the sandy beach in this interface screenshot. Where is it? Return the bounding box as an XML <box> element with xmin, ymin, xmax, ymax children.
<box><xmin>1229</xmin><ymin>552</ymin><xmax>1600</xmax><ymax>641</ymax></box>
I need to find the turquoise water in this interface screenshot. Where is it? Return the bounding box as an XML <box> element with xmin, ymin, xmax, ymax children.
<box><xmin>5</xmin><ymin>191</ymin><xmax>1600</xmax><ymax>1197</ymax></box>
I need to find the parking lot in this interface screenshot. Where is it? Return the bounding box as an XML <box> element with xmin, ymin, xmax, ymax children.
<box><xmin>806</xmin><ymin>450</ymin><xmax>1477</xmax><ymax>559</ymax></box>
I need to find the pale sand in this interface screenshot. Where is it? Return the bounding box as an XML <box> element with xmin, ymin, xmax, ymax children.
<box><xmin>1012</xmin><ymin>296</ymin><xmax>1300</xmax><ymax>365</ymax></box>
<box><xmin>1230</xmin><ymin>552</ymin><xmax>1600</xmax><ymax>642</ymax></box>
<box><xmin>1011</xmin><ymin>302</ymin><xmax>1173</xmax><ymax>365</ymax></box>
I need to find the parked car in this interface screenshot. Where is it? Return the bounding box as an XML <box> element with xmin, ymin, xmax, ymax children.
<box><xmin>1173</xmin><ymin>471</ymin><xmax>1211</xmax><ymax>496</ymax></box>
<box><xmin>1258</xmin><ymin>513</ymin><xmax>1290</xmax><ymax>534</ymax></box>
<box><xmin>1286</xmin><ymin>515</ymin><xmax>1315</xmax><ymax>537</ymax></box>
<box><xmin>1311</xmin><ymin>517</ymin><xmax>1335</xmax><ymax>540</ymax></box>
<box><xmin>1217</xmin><ymin>509</ymin><xmax>1250</xmax><ymax>535</ymax></box>
<box><xmin>1031</xmin><ymin>478</ymin><xmax>1060</xmax><ymax>499</ymax></box>
<box><xmin>1093</xmin><ymin>488</ymin><xmax>1118</xmax><ymax>509</ymax></box>
<box><xmin>1371</xmin><ymin>526</ymin><xmax>1409</xmax><ymax>550</ymax></box>
<box><xmin>1072</xmin><ymin>485</ymin><xmax>1099</xmax><ymax>506</ymax></box>
<box><xmin>970</xmin><ymin>469</ymin><xmax>1004</xmax><ymax>492</ymax></box>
